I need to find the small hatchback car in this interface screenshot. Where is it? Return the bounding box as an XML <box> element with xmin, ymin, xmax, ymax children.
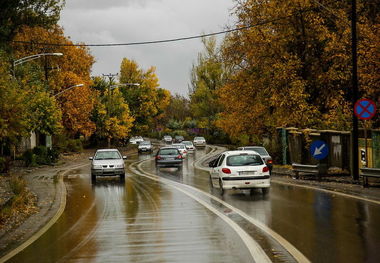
<box><xmin>155</xmin><ymin>147</ymin><xmax>183</xmax><ymax>168</ymax></box>
<box><xmin>89</xmin><ymin>149</ymin><xmax>127</xmax><ymax>182</ymax></box>
<box><xmin>209</xmin><ymin>150</ymin><xmax>270</xmax><ymax>195</ymax></box>
<box><xmin>193</xmin><ymin>136</ymin><xmax>206</xmax><ymax>147</ymax></box>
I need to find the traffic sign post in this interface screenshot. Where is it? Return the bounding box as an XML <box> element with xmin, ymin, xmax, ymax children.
<box><xmin>354</xmin><ymin>98</ymin><xmax>377</xmax><ymax>168</ymax></box>
<box><xmin>354</xmin><ymin>99</ymin><xmax>376</xmax><ymax>120</ymax></box>
<box><xmin>310</xmin><ymin>140</ymin><xmax>329</xmax><ymax>160</ymax></box>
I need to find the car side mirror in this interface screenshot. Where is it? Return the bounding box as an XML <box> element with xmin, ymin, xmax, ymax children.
<box><xmin>123</xmin><ymin>156</ymin><xmax>127</xmax><ymax>160</ymax></box>
<box><xmin>89</xmin><ymin>157</ymin><xmax>93</xmax><ymax>160</ymax></box>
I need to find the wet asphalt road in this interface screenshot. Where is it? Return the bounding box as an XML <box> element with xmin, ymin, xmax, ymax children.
<box><xmin>8</xmin><ymin>147</ymin><xmax>380</xmax><ymax>263</ymax></box>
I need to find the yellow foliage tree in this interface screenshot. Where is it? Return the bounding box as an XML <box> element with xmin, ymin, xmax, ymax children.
<box><xmin>12</xmin><ymin>25</ymin><xmax>96</xmax><ymax>137</ymax></box>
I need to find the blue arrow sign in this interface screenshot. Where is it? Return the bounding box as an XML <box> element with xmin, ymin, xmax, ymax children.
<box><xmin>310</xmin><ymin>140</ymin><xmax>329</xmax><ymax>160</ymax></box>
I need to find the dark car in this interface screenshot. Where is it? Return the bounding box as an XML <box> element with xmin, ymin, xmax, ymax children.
<box><xmin>237</xmin><ymin>146</ymin><xmax>273</xmax><ymax>173</ymax></box>
<box><xmin>174</xmin><ymin>135</ymin><xmax>184</xmax><ymax>143</ymax></box>
<box><xmin>155</xmin><ymin>146</ymin><xmax>183</xmax><ymax>168</ymax></box>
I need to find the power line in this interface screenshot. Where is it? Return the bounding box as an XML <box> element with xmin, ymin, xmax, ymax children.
<box><xmin>11</xmin><ymin>15</ymin><xmax>295</xmax><ymax>48</ymax></box>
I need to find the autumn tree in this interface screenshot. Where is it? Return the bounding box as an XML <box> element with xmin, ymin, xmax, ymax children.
<box><xmin>188</xmin><ymin>36</ymin><xmax>228</xmax><ymax>142</ymax></box>
<box><xmin>0</xmin><ymin>52</ymin><xmax>62</xmax><ymax>152</ymax></box>
<box><xmin>119</xmin><ymin>58</ymin><xmax>170</xmax><ymax>134</ymax></box>
<box><xmin>91</xmin><ymin>87</ymin><xmax>134</xmax><ymax>146</ymax></box>
<box><xmin>12</xmin><ymin>25</ymin><xmax>96</xmax><ymax>138</ymax></box>
<box><xmin>217</xmin><ymin>0</ymin><xmax>379</xmax><ymax>143</ymax></box>
<box><xmin>0</xmin><ymin>0</ymin><xmax>64</xmax><ymax>47</ymax></box>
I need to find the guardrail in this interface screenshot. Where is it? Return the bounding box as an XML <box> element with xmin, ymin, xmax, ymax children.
<box><xmin>292</xmin><ymin>163</ymin><xmax>328</xmax><ymax>180</ymax></box>
<box><xmin>361</xmin><ymin>168</ymin><xmax>380</xmax><ymax>187</ymax></box>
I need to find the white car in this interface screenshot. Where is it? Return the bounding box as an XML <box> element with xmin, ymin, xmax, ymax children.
<box><xmin>89</xmin><ymin>149</ymin><xmax>127</xmax><ymax>182</ymax></box>
<box><xmin>172</xmin><ymin>143</ymin><xmax>188</xmax><ymax>158</ymax></box>
<box><xmin>182</xmin><ymin>141</ymin><xmax>195</xmax><ymax>151</ymax></box>
<box><xmin>209</xmin><ymin>150</ymin><xmax>270</xmax><ymax>195</ymax></box>
<box><xmin>129</xmin><ymin>136</ymin><xmax>144</xmax><ymax>144</ymax></box>
<box><xmin>138</xmin><ymin>141</ymin><xmax>153</xmax><ymax>153</ymax></box>
<box><xmin>163</xmin><ymin>135</ymin><xmax>173</xmax><ymax>144</ymax></box>
<box><xmin>193</xmin><ymin>136</ymin><xmax>206</xmax><ymax>147</ymax></box>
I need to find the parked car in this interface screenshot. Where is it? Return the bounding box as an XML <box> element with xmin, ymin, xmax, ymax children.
<box><xmin>89</xmin><ymin>149</ymin><xmax>127</xmax><ymax>182</ymax></box>
<box><xmin>172</xmin><ymin>143</ymin><xmax>188</xmax><ymax>158</ymax></box>
<box><xmin>129</xmin><ymin>136</ymin><xmax>144</xmax><ymax>144</ymax></box>
<box><xmin>174</xmin><ymin>135</ymin><xmax>184</xmax><ymax>143</ymax></box>
<box><xmin>138</xmin><ymin>141</ymin><xmax>153</xmax><ymax>153</ymax></box>
<box><xmin>182</xmin><ymin>141</ymin><xmax>195</xmax><ymax>151</ymax></box>
<box><xmin>193</xmin><ymin>136</ymin><xmax>206</xmax><ymax>147</ymax></box>
<box><xmin>163</xmin><ymin>135</ymin><xmax>173</xmax><ymax>144</ymax></box>
<box><xmin>209</xmin><ymin>150</ymin><xmax>270</xmax><ymax>195</ymax></box>
<box><xmin>237</xmin><ymin>146</ymin><xmax>273</xmax><ymax>173</ymax></box>
<box><xmin>155</xmin><ymin>146</ymin><xmax>183</xmax><ymax>168</ymax></box>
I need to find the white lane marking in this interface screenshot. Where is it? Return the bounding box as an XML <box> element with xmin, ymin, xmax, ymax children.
<box><xmin>134</xmin><ymin>152</ymin><xmax>310</xmax><ymax>263</ymax></box>
<box><xmin>272</xmin><ymin>180</ymin><xmax>380</xmax><ymax>206</ymax></box>
<box><xmin>130</xmin><ymin>163</ymin><xmax>271</xmax><ymax>263</ymax></box>
<box><xmin>0</xmin><ymin>162</ymin><xmax>89</xmax><ymax>263</ymax></box>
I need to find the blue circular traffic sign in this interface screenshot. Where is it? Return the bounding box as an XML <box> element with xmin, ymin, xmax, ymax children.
<box><xmin>310</xmin><ymin>140</ymin><xmax>329</xmax><ymax>160</ymax></box>
<box><xmin>354</xmin><ymin>99</ymin><xmax>376</xmax><ymax>120</ymax></box>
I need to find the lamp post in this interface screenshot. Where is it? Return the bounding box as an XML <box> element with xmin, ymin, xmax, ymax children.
<box><xmin>54</xmin><ymin>84</ymin><xmax>84</xmax><ymax>97</ymax></box>
<box><xmin>13</xmin><ymin>52</ymin><xmax>63</xmax><ymax>77</ymax></box>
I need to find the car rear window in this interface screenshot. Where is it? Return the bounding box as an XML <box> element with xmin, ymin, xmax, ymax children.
<box><xmin>95</xmin><ymin>151</ymin><xmax>121</xmax><ymax>160</ymax></box>
<box><xmin>226</xmin><ymin>154</ymin><xmax>264</xmax><ymax>166</ymax></box>
<box><xmin>140</xmin><ymin>141</ymin><xmax>151</xmax><ymax>145</ymax></box>
<box><xmin>245</xmin><ymin>147</ymin><xmax>268</xmax><ymax>155</ymax></box>
<box><xmin>159</xmin><ymin>149</ymin><xmax>179</xmax><ymax>155</ymax></box>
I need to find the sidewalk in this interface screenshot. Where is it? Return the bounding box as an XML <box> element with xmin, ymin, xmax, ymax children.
<box><xmin>272</xmin><ymin>167</ymin><xmax>380</xmax><ymax>203</ymax></box>
<box><xmin>0</xmin><ymin>152</ymin><xmax>90</xmax><ymax>259</ymax></box>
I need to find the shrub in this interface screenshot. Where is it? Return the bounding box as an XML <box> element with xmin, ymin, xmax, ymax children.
<box><xmin>0</xmin><ymin>157</ymin><xmax>11</xmax><ymax>174</ymax></box>
<box><xmin>33</xmin><ymin>146</ymin><xmax>50</xmax><ymax>165</ymax></box>
<box><xmin>22</xmin><ymin>150</ymin><xmax>37</xmax><ymax>167</ymax></box>
<box><xmin>66</xmin><ymin>139</ymin><xmax>82</xmax><ymax>152</ymax></box>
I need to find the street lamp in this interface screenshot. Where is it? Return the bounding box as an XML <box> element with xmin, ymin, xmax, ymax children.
<box><xmin>12</xmin><ymin>52</ymin><xmax>63</xmax><ymax>77</ymax></box>
<box><xmin>54</xmin><ymin>84</ymin><xmax>84</xmax><ymax>97</ymax></box>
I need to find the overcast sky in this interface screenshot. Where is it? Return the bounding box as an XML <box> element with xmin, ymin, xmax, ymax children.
<box><xmin>59</xmin><ymin>0</ymin><xmax>235</xmax><ymax>96</ymax></box>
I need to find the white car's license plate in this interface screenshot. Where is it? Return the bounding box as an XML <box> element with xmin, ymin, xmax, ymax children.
<box><xmin>239</xmin><ymin>171</ymin><xmax>256</xmax><ymax>175</ymax></box>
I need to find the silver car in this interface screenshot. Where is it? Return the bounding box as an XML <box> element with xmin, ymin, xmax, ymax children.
<box><xmin>193</xmin><ymin>136</ymin><xmax>206</xmax><ymax>147</ymax></box>
<box><xmin>89</xmin><ymin>149</ymin><xmax>127</xmax><ymax>182</ymax></box>
<box><xmin>138</xmin><ymin>141</ymin><xmax>153</xmax><ymax>153</ymax></box>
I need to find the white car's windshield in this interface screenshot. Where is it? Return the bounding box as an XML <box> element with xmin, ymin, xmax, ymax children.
<box><xmin>95</xmin><ymin>151</ymin><xmax>121</xmax><ymax>160</ymax></box>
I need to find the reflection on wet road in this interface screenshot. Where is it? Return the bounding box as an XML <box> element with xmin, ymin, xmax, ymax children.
<box><xmin>9</xmin><ymin>147</ymin><xmax>380</xmax><ymax>263</ymax></box>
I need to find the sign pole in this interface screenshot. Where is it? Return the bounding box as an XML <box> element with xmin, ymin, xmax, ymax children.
<box><xmin>351</xmin><ymin>0</ymin><xmax>359</xmax><ymax>180</ymax></box>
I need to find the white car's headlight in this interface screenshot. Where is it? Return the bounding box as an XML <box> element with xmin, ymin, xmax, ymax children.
<box><xmin>92</xmin><ymin>165</ymin><xmax>102</xmax><ymax>169</ymax></box>
<box><xmin>116</xmin><ymin>164</ymin><xmax>124</xmax><ymax>168</ymax></box>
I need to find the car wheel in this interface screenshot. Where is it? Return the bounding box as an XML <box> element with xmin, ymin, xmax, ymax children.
<box><xmin>219</xmin><ymin>179</ymin><xmax>224</xmax><ymax>195</ymax></box>
<box><xmin>120</xmin><ymin>173</ymin><xmax>125</xmax><ymax>182</ymax></box>
<box><xmin>262</xmin><ymin>188</ymin><xmax>269</xmax><ymax>195</ymax></box>
<box><xmin>91</xmin><ymin>173</ymin><xmax>96</xmax><ymax>183</ymax></box>
<box><xmin>209</xmin><ymin>176</ymin><xmax>214</xmax><ymax>189</ymax></box>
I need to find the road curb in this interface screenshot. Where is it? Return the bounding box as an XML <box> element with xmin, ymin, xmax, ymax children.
<box><xmin>0</xmin><ymin>166</ymin><xmax>82</xmax><ymax>262</ymax></box>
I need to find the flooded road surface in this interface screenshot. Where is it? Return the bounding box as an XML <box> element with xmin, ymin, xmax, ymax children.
<box><xmin>9</xmin><ymin>147</ymin><xmax>380</xmax><ymax>263</ymax></box>
<box><xmin>9</xmin><ymin>151</ymin><xmax>252</xmax><ymax>263</ymax></box>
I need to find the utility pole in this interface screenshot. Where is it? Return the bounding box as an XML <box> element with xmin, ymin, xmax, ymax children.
<box><xmin>351</xmin><ymin>0</ymin><xmax>359</xmax><ymax>180</ymax></box>
<box><xmin>102</xmin><ymin>73</ymin><xmax>118</xmax><ymax>148</ymax></box>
